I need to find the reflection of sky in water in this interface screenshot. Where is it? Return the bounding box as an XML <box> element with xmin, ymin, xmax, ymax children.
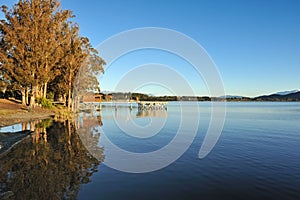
<box><xmin>76</xmin><ymin>102</ymin><xmax>300</xmax><ymax>200</ymax></box>
<box><xmin>85</xmin><ymin>101</ymin><xmax>300</xmax><ymax>158</ymax></box>
<box><xmin>97</xmin><ymin>107</ymin><xmax>174</xmax><ymax>153</ymax></box>
<box><xmin>0</xmin><ymin>123</ymin><xmax>29</xmax><ymax>133</ymax></box>
<box><xmin>93</xmin><ymin>102</ymin><xmax>201</xmax><ymax>154</ymax></box>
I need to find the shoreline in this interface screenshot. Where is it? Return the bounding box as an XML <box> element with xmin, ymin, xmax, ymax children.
<box><xmin>0</xmin><ymin>111</ymin><xmax>56</xmax><ymax>128</ymax></box>
<box><xmin>0</xmin><ymin>99</ymin><xmax>56</xmax><ymax>128</ymax></box>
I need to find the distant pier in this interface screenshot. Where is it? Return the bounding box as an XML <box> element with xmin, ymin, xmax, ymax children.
<box><xmin>137</xmin><ymin>101</ymin><xmax>168</xmax><ymax>111</ymax></box>
<box><xmin>79</xmin><ymin>101</ymin><xmax>168</xmax><ymax>112</ymax></box>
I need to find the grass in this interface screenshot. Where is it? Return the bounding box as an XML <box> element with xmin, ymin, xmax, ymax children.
<box><xmin>52</xmin><ymin>105</ymin><xmax>74</xmax><ymax>120</ymax></box>
<box><xmin>0</xmin><ymin>110</ymin><xmax>15</xmax><ymax>116</ymax></box>
<box><xmin>0</xmin><ymin>109</ymin><xmax>25</xmax><ymax>116</ymax></box>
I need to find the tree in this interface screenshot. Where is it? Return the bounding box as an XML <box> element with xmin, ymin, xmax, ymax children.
<box><xmin>49</xmin><ymin>24</ymin><xmax>105</xmax><ymax>111</ymax></box>
<box><xmin>0</xmin><ymin>3</ymin><xmax>34</xmax><ymax>105</ymax></box>
<box><xmin>73</xmin><ymin>43</ymin><xmax>105</xmax><ymax>111</ymax></box>
<box><xmin>1</xmin><ymin>0</ymin><xmax>105</xmax><ymax>109</ymax></box>
<box><xmin>0</xmin><ymin>1</ymin><xmax>59</xmax><ymax>105</ymax></box>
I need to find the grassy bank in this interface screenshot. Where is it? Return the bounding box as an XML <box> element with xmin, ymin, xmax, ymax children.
<box><xmin>0</xmin><ymin>99</ymin><xmax>72</xmax><ymax>128</ymax></box>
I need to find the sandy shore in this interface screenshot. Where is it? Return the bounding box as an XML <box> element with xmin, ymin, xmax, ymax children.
<box><xmin>0</xmin><ymin>99</ymin><xmax>56</xmax><ymax>127</ymax></box>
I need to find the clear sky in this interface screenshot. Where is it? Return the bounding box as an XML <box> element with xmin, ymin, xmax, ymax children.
<box><xmin>1</xmin><ymin>0</ymin><xmax>300</xmax><ymax>97</ymax></box>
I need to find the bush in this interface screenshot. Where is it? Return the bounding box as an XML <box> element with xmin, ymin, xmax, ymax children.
<box><xmin>47</xmin><ymin>92</ymin><xmax>54</xmax><ymax>100</ymax></box>
<box><xmin>36</xmin><ymin>97</ymin><xmax>53</xmax><ymax>109</ymax></box>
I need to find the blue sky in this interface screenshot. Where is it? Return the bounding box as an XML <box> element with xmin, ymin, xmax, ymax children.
<box><xmin>1</xmin><ymin>0</ymin><xmax>300</xmax><ymax>97</ymax></box>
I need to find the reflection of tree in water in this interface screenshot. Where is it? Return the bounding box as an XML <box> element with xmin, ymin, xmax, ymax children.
<box><xmin>76</xmin><ymin>115</ymin><xmax>104</xmax><ymax>161</ymax></box>
<box><xmin>0</xmin><ymin>120</ymin><xmax>104</xmax><ymax>200</ymax></box>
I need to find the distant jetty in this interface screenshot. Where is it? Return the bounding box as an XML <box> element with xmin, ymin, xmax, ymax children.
<box><xmin>138</xmin><ymin>101</ymin><xmax>168</xmax><ymax>111</ymax></box>
<box><xmin>79</xmin><ymin>101</ymin><xmax>168</xmax><ymax>112</ymax></box>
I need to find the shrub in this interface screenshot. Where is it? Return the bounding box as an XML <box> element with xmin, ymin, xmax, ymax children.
<box><xmin>47</xmin><ymin>92</ymin><xmax>54</xmax><ymax>100</ymax></box>
<box><xmin>36</xmin><ymin>97</ymin><xmax>53</xmax><ymax>109</ymax></box>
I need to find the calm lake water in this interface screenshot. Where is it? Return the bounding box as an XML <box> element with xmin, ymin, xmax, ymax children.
<box><xmin>0</xmin><ymin>102</ymin><xmax>300</xmax><ymax>200</ymax></box>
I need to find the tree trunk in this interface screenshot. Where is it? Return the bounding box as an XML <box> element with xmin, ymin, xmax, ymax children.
<box><xmin>73</xmin><ymin>96</ymin><xmax>78</xmax><ymax>112</ymax></box>
<box><xmin>21</xmin><ymin>89</ymin><xmax>26</xmax><ymax>106</ymax></box>
<box><xmin>36</xmin><ymin>84</ymin><xmax>43</xmax><ymax>98</ymax></box>
<box><xmin>68</xmin><ymin>74</ymin><xmax>72</xmax><ymax>111</ymax></box>
<box><xmin>30</xmin><ymin>86</ymin><xmax>36</xmax><ymax>108</ymax></box>
<box><xmin>39</xmin><ymin>84</ymin><xmax>43</xmax><ymax>98</ymax></box>
<box><xmin>36</xmin><ymin>84</ymin><xmax>42</xmax><ymax>98</ymax></box>
<box><xmin>75</xmin><ymin>96</ymin><xmax>80</xmax><ymax>112</ymax></box>
<box><xmin>43</xmin><ymin>82</ymin><xmax>47</xmax><ymax>98</ymax></box>
<box><xmin>71</xmin><ymin>96</ymin><xmax>75</xmax><ymax>112</ymax></box>
<box><xmin>25</xmin><ymin>88</ymin><xmax>29</xmax><ymax>105</ymax></box>
<box><xmin>63</xmin><ymin>94</ymin><xmax>67</xmax><ymax>106</ymax></box>
<box><xmin>68</xmin><ymin>88</ymin><xmax>72</xmax><ymax>111</ymax></box>
<box><xmin>36</xmin><ymin>85</ymin><xmax>39</xmax><ymax>98</ymax></box>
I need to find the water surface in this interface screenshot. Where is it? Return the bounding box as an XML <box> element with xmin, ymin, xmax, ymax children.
<box><xmin>0</xmin><ymin>102</ymin><xmax>299</xmax><ymax>200</ymax></box>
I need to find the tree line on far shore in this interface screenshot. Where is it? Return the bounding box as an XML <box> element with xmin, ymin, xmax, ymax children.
<box><xmin>0</xmin><ymin>0</ymin><xmax>105</xmax><ymax>110</ymax></box>
<box><xmin>108</xmin><ymin>92</ymin><xmax>300</xmax><ymax>102</ymax></box>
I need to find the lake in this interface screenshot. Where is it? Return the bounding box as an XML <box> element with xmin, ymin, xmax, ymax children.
<box><xmin>0</xmin><ymin>102</ymin><xmax>300</xmax><ymax>200</ymax></box>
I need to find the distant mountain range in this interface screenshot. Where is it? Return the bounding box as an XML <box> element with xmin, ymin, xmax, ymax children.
<box><xmin>274</xmin><ymin>90</ymin><xmax>299</xmax><ymax>96</ymax></box>
<box><xmin>254</xmin><ymin>91</ymin><xmax>300</xmax><ymax>101</ymax></box>
<box><xmin>217</xmin><ymin>90</ymin><xmax>300</xmax><ymax>101</ymax></box>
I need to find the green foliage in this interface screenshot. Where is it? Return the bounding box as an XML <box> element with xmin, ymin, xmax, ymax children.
<box><xmin>36</xmin><ymin>97</ymin><xmax>53</xmax><ymax>109</ymax></box>
<box><xmin>47</xmin><ymin>92</ymin><xmax>54</xmax><ymax>100</ymax></box>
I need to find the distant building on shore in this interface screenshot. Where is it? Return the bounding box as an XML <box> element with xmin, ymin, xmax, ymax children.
<box><xmin>81</xmin><ymin>92</ymin><xmax>113</xmax><ymax>103</ymax></box>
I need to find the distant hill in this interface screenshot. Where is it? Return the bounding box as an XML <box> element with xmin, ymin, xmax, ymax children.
<box><xmin>254</xmin><ymin>91</ymin><xmax>300</xmax><ymax>101</ymax></box>
<box><xmin>274</xmin><ymin>90</ymin><xmax>299</xmax><ymax>96</ymax></box>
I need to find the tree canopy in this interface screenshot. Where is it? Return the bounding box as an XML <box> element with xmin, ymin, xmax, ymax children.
<box><xmin>0</xmin><ymin>0</ymin><xmax>105</xmax><ymax>109</ymax></box>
